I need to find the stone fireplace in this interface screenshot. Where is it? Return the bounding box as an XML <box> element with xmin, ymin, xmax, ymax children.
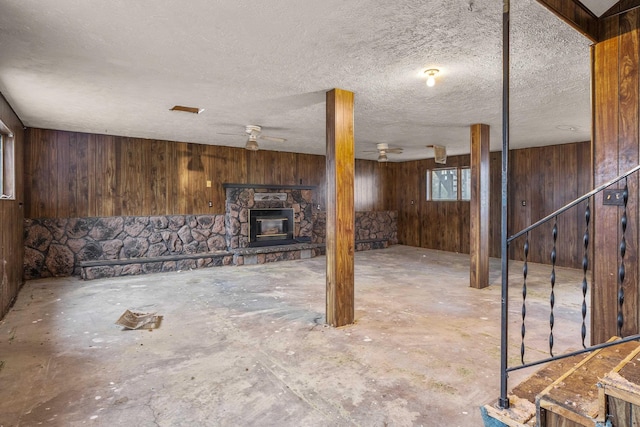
<box><xmin>248</xmin><ymin>208</ymin><xmax>295</xmax><ymax>247</ymax></box>
<box><xmin>223</xmin><ymin>183</ymin><xmax>314</xmax><ymax>250</ymax></box>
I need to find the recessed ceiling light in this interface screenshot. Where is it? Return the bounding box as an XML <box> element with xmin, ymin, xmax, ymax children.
<box><xmin>170</xmin><ymin>105</ymin><xmax>204</xmax><ymax>114</ymax></box>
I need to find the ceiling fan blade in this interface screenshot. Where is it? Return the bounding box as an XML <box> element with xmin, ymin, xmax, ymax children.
<box><xmin>387</xmin><ymin>148</ymin><xmax>403</xmax><ymax>154</ymax></box>
<box><xmin>259</xmin><ymin>135</ymin><xmax>287</xmax><ymax>143</ymax></box>
<box><xmin>217</xmin><ymin>132</ymin><xmax>245</xmax><ymax>136</ymax></box>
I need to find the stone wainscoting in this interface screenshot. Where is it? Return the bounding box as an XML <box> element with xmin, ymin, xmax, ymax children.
<box><xmin>24</xmin><ymin>210</ymin><xmax>398</xmax><ymax>280</ymax></box>
<box><xmin>312</xmin><ymin>211</ymin><xmax>398</xmax><ymax>245</ymax></box>
<box><xmin>24</xmin><ymin>215</ymin><xmax>228</xmax><ymax>279</ymax></box>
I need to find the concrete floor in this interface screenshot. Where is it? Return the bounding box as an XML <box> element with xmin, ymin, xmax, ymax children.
<box><xmin>0</xmin><ymin>245</ymin><xmax>586</xmax><ymax>426</ymax></box>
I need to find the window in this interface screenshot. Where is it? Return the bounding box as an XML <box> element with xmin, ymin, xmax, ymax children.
<box><xmin>0</xmin><ymin>120</ymin><xmax>15</xmax><ymax>200</ymax></box>
<box><xmin>426</xmin><ymin>166</ymin><xmax>471</xmax><ymax>201</ymax></box>
<box><xmin>430</xmin><ymin>168</ymin><xmax>458</xmax><ymax>201</ymax></box>
<box><xmin>460</xmin><ymin>167</ymin><xmax>471</xmax><ymax>201</ymax></box>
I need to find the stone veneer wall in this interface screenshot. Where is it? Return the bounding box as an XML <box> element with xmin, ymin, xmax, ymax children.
<box><xmin>24</xmin><ymin>215</ymin><xmax>227</xmax><ymax>279</ymax></box>
<box><xmin>225</xmin><ymin>187</ymin><xmax>313</xmax><ymax>249</ymax></box>
<box><xmin>23</xmin><ymin>209</ymin><xmax>398</xmax><ymax>280</ymax></box>
<box><xmin>312</xmin><ymin>211</ymin><xmax>398</xmax><ymax>245</ymax></box>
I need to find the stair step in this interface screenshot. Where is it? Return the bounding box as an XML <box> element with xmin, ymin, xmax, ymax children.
<box><xmin>597</xmin><ymin>344</ymin><xmax>640</xmax><ymax>424</ymax></box>
<box><xmin>537</xmin><ymin>340</ymin><xmax>640</xmax><ymax>426</ymax></box>
<box><xmin>481</xmin><ymin>353</ymin><xmax>589</xmax><ymax>426</ymax></box>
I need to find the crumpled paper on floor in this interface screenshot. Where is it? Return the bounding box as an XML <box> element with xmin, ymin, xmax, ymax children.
<box><xmin>115</xmin><ymin>309</ymin><xmax>162</xmax><ymax>330</ymax></box>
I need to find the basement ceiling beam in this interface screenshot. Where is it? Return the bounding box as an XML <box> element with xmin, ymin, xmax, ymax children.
<box><xmin>536</xmin><ymin>0</ymin><xmax>600</xmax><ymax>42</ymax></box>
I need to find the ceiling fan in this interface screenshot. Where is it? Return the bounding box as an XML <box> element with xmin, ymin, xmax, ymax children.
<box><xmin>219</xmin><ymin>125</ymin><xmax>287</xmax><ymax>151</ymax></box>
<box><xmin>427</xmin><ymin>144</ymin><xmax>447</xmax><ymax>164</ymax></box>
<box><xmin>365</xmin><ymin>143</ymin><xmax>403</xmax><ymax>162</ymax></box>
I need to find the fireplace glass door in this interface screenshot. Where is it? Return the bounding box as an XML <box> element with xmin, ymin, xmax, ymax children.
<box><xmin>248</xmin><ymin>208</ymin><xmax>295</xmax><ymax>246</ymax></box>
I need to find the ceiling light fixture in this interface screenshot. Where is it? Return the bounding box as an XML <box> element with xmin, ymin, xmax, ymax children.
<box><xmin>424</xmin><ymin>69</ymin><xmax>440</xmax><ymax>87</ymax></box>
<box><xmin>377</xmin><ymin>153</ymin><xmax>388</xmax><ymax>162</ymax></box>
<box><xmin>245</xmin><ymin>135</ymin><xmax>259</xmax><ymax>151</ymax></box>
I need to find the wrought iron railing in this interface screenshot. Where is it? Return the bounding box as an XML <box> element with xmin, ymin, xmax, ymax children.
<box><xmin>498</xmin><ymin>164</ymin><xmax>640</xmax><ymax>409</ymax></box>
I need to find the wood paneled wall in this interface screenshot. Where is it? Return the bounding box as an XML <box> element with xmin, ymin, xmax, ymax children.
<box><xmin>0</xmin><ymin>95</ymin><xmax>24</xmax><ymax>318</ymax></box>
<box><xmin>25</xmin><ymin>128</ymin><xmax>389</xmax><ymax>219</ymax></box>
<box><xmin>508</xmin><ymin>142</ymin><xmax>591</xmax><ymax>267</ymax></box>
<box><xmin>591</xmin><ymin>9</ymin><xmax>640</xmax><ymax>343</ymax></box>
<box><xmin>388</xmin><ymin>142</ymin><xmax>591</xmax><ymax>267</ymax></box>
<box><xmin>25</xmin><ymin>129</ymin><xmax>591</xmax><ymax>267</ymax></box>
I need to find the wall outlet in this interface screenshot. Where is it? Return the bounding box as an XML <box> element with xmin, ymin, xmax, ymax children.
<box><xmin>206</xmin><ymin>180</ymin><xmax>212</xmax><ymax>188</ymax></box>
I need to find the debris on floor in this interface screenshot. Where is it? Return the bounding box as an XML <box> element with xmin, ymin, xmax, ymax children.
<box><xmin>115</xmin><ymin>310</ymin><xmax>162</xmax><ymax>330</ymax></box>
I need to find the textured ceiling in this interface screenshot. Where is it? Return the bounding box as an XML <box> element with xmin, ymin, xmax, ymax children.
<box><xmin>579</xmin><ymin>0</ymin><xmax>618</xmax><ymax>17</ymax></box>
<box><xmin>0</xmin><ymin>0</ymin><xmax>593</xmax><ymax>162</ymax></box>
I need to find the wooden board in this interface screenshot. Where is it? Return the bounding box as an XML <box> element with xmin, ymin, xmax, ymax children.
<box><xmin>598</xmin><ymin>345</ymin><xmax>640</xmax><ymax>423</ymax></box>
<box><xmin>511</xmin><ymin>353</ymin><xmax>589</xmax><ymax>403</ymax></box>
<box><xmin>0</xmin><ymin>94</ymin><xmax>24</xmax><ymax>319</ymax></box>
<box><xmin>537</xmin><ymin>341</ymin><xmax>640</xmax><ymax>425</ymax></box>
<box><xmin>592</xmin><ymin>6</ymin><xmax>640</xmax><ymax>344</ymax></box>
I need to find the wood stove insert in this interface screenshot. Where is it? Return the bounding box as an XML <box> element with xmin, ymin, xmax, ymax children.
<box><xmin>248</xmin><ymin>208</ymin><xmax>295</xmax><ymax>247</ymax></box>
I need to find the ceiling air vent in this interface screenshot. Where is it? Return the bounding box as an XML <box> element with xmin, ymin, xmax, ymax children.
<box><xmin>170</xmin><ymin>105</ymin><xmax>204</xmax><ymax>114</ymax></box>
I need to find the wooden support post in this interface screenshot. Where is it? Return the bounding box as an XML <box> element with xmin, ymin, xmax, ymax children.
<box><xmin>470</xmin><ymin>123</ymin><xmax>490</xmax><ymax>289</ymax></box>
<box><xmin>326</xmin><ymin>88</ymin><xmax>355</xmax><ymax>327</ymax></box>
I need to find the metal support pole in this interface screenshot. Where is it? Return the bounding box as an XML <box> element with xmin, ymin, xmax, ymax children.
<box><xmin>499</xmin><ymin>0</ymin><xmax>511</xmax><ymax>410</ymax></box>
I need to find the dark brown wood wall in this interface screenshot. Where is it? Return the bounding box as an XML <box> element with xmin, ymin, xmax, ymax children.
<box><xmin>25</xmin><ymin>130</ymin><xmax>591</xmax><ymax>266</ymax></box>
<box><xmin>0</xmin><ymin>95</ymin><xmax>24</xmax><ymax>319</ymax></box>
<box><xmin>592</xmin><ymin>8</ymin><xmax>640</xmax><ymax>344</ymax></box>
<box><xmin>388</xmin><ymin>142</ymin><xmax>591</xmax><ymax>267</ymax></box>
<box><xmin>509</xmin><ymin>142</ymin><xmax>592</xmax><ymax>267</ymax></box>
<box><xmin>25</xmin><ymin>128</ymin><xmax>388</xmax><ymax>219</ymax></box>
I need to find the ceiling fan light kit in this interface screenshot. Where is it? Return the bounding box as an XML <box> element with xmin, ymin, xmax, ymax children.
<box><xmin>245</xmin><ymin>136</ymin><xmax>259</xmax><ymax>151</ymax></box>
<box><xmin>216</xmin><ymin>125</ymin><xmax>287</xmax><ymax>151</ymax></box>
<box><xmin>363</xmin><ymin>142</ymin><xmax>403</xmax><ymax>162</ymax></box>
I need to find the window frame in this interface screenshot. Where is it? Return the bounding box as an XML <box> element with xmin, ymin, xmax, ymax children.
<box><xmin>0</xmin><ymin>120</ymin><xmax>15</xmax><ymax>200</ymax></box>
<box><xmin>426</xmin><ymin>166</ymin><xmax>471</xmax><ymax>202</ymax></box>
<box><xmin>427</xmin><ymin>167</ymin><xmax>459</xmax><ymax>202</ymax></box>
<box><xmin>460</xmin><ymin>167</ymin><xmax>471</xmax><ymax>201</ymax></box>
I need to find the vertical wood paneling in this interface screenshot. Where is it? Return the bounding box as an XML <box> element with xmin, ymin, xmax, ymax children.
<box><xmin>593</xmin><ymin>14</ymin><xmax>624</xmax><ymax>344</ymax></box>
<box><xmin>396</xmin><ymin>160</ymin><xmax>421</xmax><ymax>247</ymax></box>
<box><xmin>0</xmin><ymin>94</ymin><xmax>24</xmax><ymax>319</ymax></box>
<box><xmin>102</xmin><ymin>135</ymin><xmax>117</xmax><ymax>217</ymax></box>
<box><xmin>72</xmin><ymin>132</ymin><xmax>89</xmax><ymax>217</ymax></box>
<box><xmin>355</xmin><ymin>159</ymin><xmax>384</xmax><ymax>211</ymax></box>
<box><xmin>149</xmin><ymin>139</ymin><xmax>167</xmax><ymax>215</ymax></box>
<box><xmin>24</xmin><ymin>128</ymin><xmax>379</xmax><ymax>219</ymax></box>
<box><xmin>387</xmin><ymin>142</ymin><xmax>590</xmax><ymax>265</ymax></box>
<box><xmin>617</xmin><ymin>8</ymin><xmax>639</xmax><ymax>338</ymax></box>
<box><xmin>489</xmin><ymin>151</ymin><xmax>502</xmax><ymax>258</ymax></box>
<box><xmin>56</xmin><ymin>131</ymin><xmax>71</xmax><ymax>217</ymax></box>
